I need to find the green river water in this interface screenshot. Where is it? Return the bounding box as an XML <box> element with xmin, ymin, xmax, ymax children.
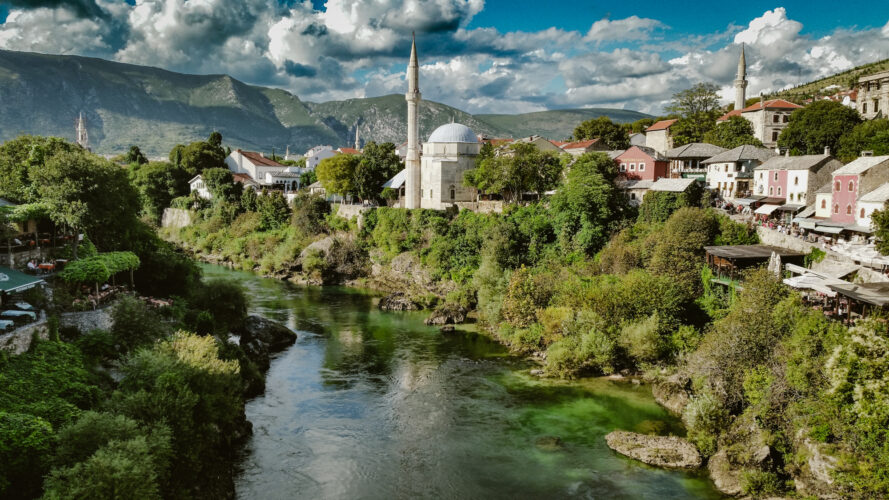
<box><xmin>201</xmin><ymin>265</ymin><xmax>723</xmax><ymax>499</ymax></box>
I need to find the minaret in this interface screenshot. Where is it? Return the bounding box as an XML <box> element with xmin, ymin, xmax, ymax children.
<box><xmin>734</xmin><ymin>44</ymin><xmax>748</xmax><ymax>111</ymax></box>
<box><xmin>354</xmin><ymin>123</ymin><xmax>360</xmax><ymax>150</ymax></box>
<box><xmin>404</xmin><ymin>33</ymin><xmax>422</xmax><ymax>209</ymax></box>
<box><xmin>75</xmin><ymin>112</ymin><xmax>90</xmax><ymax>151</ymax></box>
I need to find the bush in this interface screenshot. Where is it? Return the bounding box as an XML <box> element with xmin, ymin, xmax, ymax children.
<box><xmin>501</xmin><ymin>266</ymin><xmax>553</xmax><ymax>328</ymax></box>
<box><xmin>111</xmin><ymin>296</ymin><xmax>170</xmax><ymax>353</ymax></box>
<box><xmin>740</xmin><ymin>470</ymin><xmax>785</xmax><ymax>497</ymax></box>
<box><xmin>682</xmin><ymin>391</ymin><xmax>728</xmax><ymax>456</ymax></box>
<box><xmin>187</xmin><ymin>280</ymin><xmax>248</xmax><ymax>334</ymax></box>
<box><xmin>544</xmin><ymin>309</ymin><xmax>617</xmax><ymax>377</ymax></box>
<box><xmin>619</xmin><ymin>313</ymin><xmax>665</xmax><ymax>365</ymax></box>
<box><xmin>0</xmin><ymin>412</ymin><xmax>53</xmax><ymax>499</ymax></box>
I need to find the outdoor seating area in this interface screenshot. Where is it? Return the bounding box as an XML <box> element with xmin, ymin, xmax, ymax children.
<box><xmin>0</xmin><ymin>266</ymin><xmax>44</xmax><ymax>332</ymax></box>
<box><xmin>784</xmin><ymin>262</ymin><xmax>889</xmax><ymax>323</ymax></box>
<box><xmin>704</xmin><ymin>245</ymin><xmax>807</xmax><ymax>280</ymax></box>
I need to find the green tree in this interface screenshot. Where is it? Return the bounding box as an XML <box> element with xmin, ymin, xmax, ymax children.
<box><xmin>778</xmin><ymin>100</ymin><xmax>862</xmax><ymax>155</ymax></box>
<box><xmin>125</xmin><ymin>145</ymin><xmax>148</xmax><ymax>165</ymax></box>
<box><xmin>353</xmin><ymin>141</ymin><xmax>403</xmax><ymax>202</ymax></box>
<box><xmin>622</xmin><ymin>117</ymin><xmax>657</xmax><ymax>134</ymax></box>
<box><xmin>201</xmin><ymin>167</ymin><xmax>242</xmax><ymax>202</ymax></box>
<box><xmin>300</xmin><ymin>168</ymin><xmax>317</xmax><ymax>188</ymax></box>
<box><xmin>0</xmin><ymin>136</ymin><xmax>80</xmax><ymax>203</ymax></box>
<box><xmin>130</xmin><ymin>161</ymin><xmax>191</xmax><ymax>223</ymax></box>
<box><xmin>572</xmin><ymin>116</ymin><xmax>631</xmax><ymax>149</ymax></box>
<box><xmin>703</xmin><ymin>116</ymin><xmax>764</xmax><ymax>148</ymax></box>
<box><xmin>647</xmin><ymin>207</ymin><xmax>719</xmax><ymax>299</ymax></box>
<box><xmin>256</xmin><ymin>190</ymin><xmax>291</xmax><ymax>231</ymax></box>
<box><xmin>872</xmin><ymin>203</ymin><xmax>889</xmax><ymax>255</ymax></box>
<box><xmin>317</xmin><ymin>154</ymin><xmax>360</xmax><ymax>197</ymax></box>
<box><xmin>291</xmin><ymin>192</ymin><xmax>331</xmax><ymax>235</ymax></box>
<box><xmin>638</xmin><ymin>182</ymin><xmax>705</xmax><ymax>223</ymax></box>
<box><xmin>176</xmin><ymin>133</ymin><xmax>227</xmax><ymax>176</ymax></box>
<box><xmin>666</xmin><ymin>83</ymin><xmax>722</xmax><ymax>146</ymax></box>
<box><xmin>463</xmin><ymin>142</ymin><xmax>562</xmax><ymax>203</ymax></box>
<box><xmin>838</xmin><ymin>118</ymin><xmax>889</xmax><ymax>162</ymax></box>
<box><xmin>550</xmin><ymin>152</ymin><xmax>628</xmax><ymax>255</ymax></box>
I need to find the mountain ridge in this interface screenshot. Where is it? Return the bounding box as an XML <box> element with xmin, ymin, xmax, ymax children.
<box><xmin>0</xmin><ymin>49</ymin><xmax>649</xmax><ymax>156</ymax></box>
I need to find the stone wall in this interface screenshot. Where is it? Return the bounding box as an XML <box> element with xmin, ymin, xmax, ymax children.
<box><xmin>0</xmin><ymin>248</ymin><xmax>54</xmax><ymax>268</ymax></box>
<box><xmin>336</xmin><ymin>204</ymin><xmax>372</xmax><ymax>228</ymax></box>
<box><xmin>0</xmin><ymin>306</ymin><xmax>115</xmax><ymax>356</ymax></box>
<box><xmin>161</xmin><ymin>208</ymin><xmax>193</xmax><ymax>229</ymax></box>
<box><xmin>453</xmin><ymin>201</ymin><xmax>504</xmax><ymax>214</ymax></box>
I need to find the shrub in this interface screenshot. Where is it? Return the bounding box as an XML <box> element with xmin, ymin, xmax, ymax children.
<box><xmin>188</xmin><ymin>280</ymin><xmax>248</xmax><ymax>334</ymax></box>
<box><xmin>111</xmin><ymin>296</ymin><xmax>170</xmax><ymax>353</ymax></box>
<box><xmin>544</xmin><ymin>310</ymin><xmax>617</xmax><ymax>377</ymax></box>
<box><xmin>740</xmin><ymin>470</ymin><xmax>785</xmax><ymax>497</ymax></box>
<box><xmin>682</xmin><ymin>391</ymin><xmax>728</xmax><ymax>456</ymax></box>
<box><xmin>501</xmin><ymin>266</ymin><xmax>553</xmax><ymax>328</ymax></box>
<box><xmin>0</xmin><ymin>412</ymin><xmax>53</xmax><ymax>499</ymax></box>
<box><xmin>619</xmin><ymin>313</ymin><xmax>665</xmax><ymax>364</ymax></box>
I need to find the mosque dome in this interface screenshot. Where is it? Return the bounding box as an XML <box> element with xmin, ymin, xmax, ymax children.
<box><xmin>427</xmin><ymin>123</ymin><xmax>478</xmax><ymax>144</ymax></box>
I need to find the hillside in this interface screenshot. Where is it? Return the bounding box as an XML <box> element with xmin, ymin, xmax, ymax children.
<box><xmin>477</xmin><ymin>108</ymin><xmax>652</xmax><ymax>140</ymax></box>
<box><xmin>773</xmin><ymin>58</ymin><xmax>889</xmax><ymax>102</ymax></box>
<box><xmin>0</xmin><ymin>49</ymin><xmax>648</xmax><ymax>156</ymax></box>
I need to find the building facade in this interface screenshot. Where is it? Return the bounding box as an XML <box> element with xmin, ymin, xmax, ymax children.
<box><xmin>305</xmin><ymin>145</ymin><xmax>336</xmax><ymax>170</ymax></box>
<box><xmin>665</xmin><ymin>143</ymin><xmax>726</xmax><ymax>179</ymax></box>
<box><xmin>703</xmin><ymin>145</ymin><xmax>775</xmax><ymax>200</ymax></box>
<box><xmin>225</xmin><ymin>149</ymin><xmax>287</xmax><ymax>185</ymax></box>
<box><xmin>857</xmin><ymin>70</ymin><xmax>889</xmax><ymax>120</ymax></box>
<box><xmin>740</xmin><ymin>99</ymin><xmax>803</xmax><ymax>148</ymax></box>
<box><xmin>419</xmin><ymin>123</ymin><xmax>480</xmax><ymax>210</ymax></box>
<box><xmin>644</xmin><ymin>119</ymin><xmax>676</xmax><ymax>155</ymax></box>
<box><xmin>752</xmin><ymin>153</ymin><xmax>843</xmax><ymax>206</ymax></box>
<box><xmin>615</xmin><ymin>146</ymin><xmax>669</xmax><ymax>181</ymax></box>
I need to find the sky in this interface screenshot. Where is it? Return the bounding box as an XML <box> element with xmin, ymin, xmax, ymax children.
<box><xmin>0</xmin><ymin>0</ymin><xmax>888</xmax><ymax>115</ymax></box>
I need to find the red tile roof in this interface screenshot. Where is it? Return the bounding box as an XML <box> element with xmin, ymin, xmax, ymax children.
<box><xmin>717</xmin><ymin>109</ymin><xmax>742</xmax><ymax>121</ymax></box>
<box><xmin>232</xmin><ymin>173</ymin><xmax>257</xmax><ymax>184</ymax></box>
<box><xmin>236</xmin><ymin>149</ymin><xmax>285</xmax><ymax>167</ymax></box>
<box><xmin>337</xmin><ymin>147</ymin><xmax>361</xmax><ymax>155</ymax></box>
<box><xmin>645</xmin><ymin>119</ymin><xmax>677</xmax><ymax>132</ymax></box>
<box><xmin>741</xmin><ymin>99</ymin><xmax>803</xmax><ymax>112</ymax></box>
<box><xmin>561</xmin><ymin>138</ymin><xmax>601</xmax><ymax>150</ymax></box>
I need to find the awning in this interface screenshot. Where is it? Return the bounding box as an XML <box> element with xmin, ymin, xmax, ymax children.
<box><xmin>845</xmin><ymin>225</ymin><xmax>875</xmax><ymax>234</ymax></box>
<box><xmin>827</xmin><ymin>281</ymin><xmax>889</xmax><ymax>307</ymax></box>
<box><xmin>783</xmin><ymin>273</ymin><xmax>842</xmax><ymax>297</ymax></box>
<box><xmin>776</xmin><ymin>204</ymin><xmax>804</xmax><ymax>212</ymax></box>
<box><xmin>760</xmin><ymin>197</ymin><xmax>785</xmax><ymax>204</ymax></box>
<box><xmin>754</xmin><ymin>204</ymin><xmax>781</xmax><ymax>215</ymax></box>
<box><xmin>815</xmin><ymin>225</ymin><xmax>845</xmax><ymax>234</ymax></box>
<box><xmin>735</xmin><ymin>196</ymin><xmax>766</xmax><ymax>206</ymax></box>
<box><xmin>796</xmin><ymin>205</ymin><xmax>817</xmax><ymax>218</ymax></box>
<box><xmin>792</xmin><ymin>217</ymin><xmax>818</xmax><ymax>229</ymax></box>
<box><xmin>0</xmin><ymin>267</ymin><xmax>44</xmax><ymax>293</ymax></box>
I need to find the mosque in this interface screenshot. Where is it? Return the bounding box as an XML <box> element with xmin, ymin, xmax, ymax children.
<box><xmin>385</xmin><ymin>35</ymin><xmax>480</xmax><ymax>210</ymax></box>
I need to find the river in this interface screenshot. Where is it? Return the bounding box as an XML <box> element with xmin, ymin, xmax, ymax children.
<box><xmin>200</xmin><ymin>265</ymin><xmax>722</xmax><ymax>499</ymax></box>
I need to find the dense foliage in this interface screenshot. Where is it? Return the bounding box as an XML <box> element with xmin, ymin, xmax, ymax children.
<box><xmin>666</xmin><ymin>83</ymin><xmax>722</xmax><ymax>146</ymax></box>
<box><xmin>777</xmin><ymin>100</ymin><xmax>863</xmax><ymax>155</ymax></box>
<box><xmin>702</xmin><ymin>116</ymin><xmax>764</xmax><ymax>149</ymax></box>
<box><xmin>572</xmin><ymin>116</ymin><xmax>630</xmax><ymax>149</ymax></box>
<box><xmin>463</xmin><ymin>142</ymin><xmax>564</xmax><ymax>203</ymax></box>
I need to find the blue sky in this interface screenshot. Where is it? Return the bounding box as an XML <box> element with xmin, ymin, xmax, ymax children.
<box><xmin>0</xmin><ymin>1</ymin><xmax>888</xmax><ymax>114</ymax></box>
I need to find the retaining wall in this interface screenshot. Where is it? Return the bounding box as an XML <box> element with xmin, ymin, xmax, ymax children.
<box><xmin>161</xmin><ymin>208</ymin><xmax>194</xmax><ymax>229</ymax></box>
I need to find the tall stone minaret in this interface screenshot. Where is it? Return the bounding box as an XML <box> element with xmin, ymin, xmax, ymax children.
<box><xmin>75</xmin><ymin>112</ymin><xmax>90</xmax><ymax>151</ymax></box>
<box><xmin>354</xmin><ymin>123</ymin><xmax>360</xmax><ymax>150</ymax></box>
<box><xmin>404</xmin><ymin>33</ymin><xmax>422</xmax><ymax>209</ymax></box>
<box><xmin>734</xmin><ymin>44</ymin><xmax>748</xmax><ymax>111</ymax></box>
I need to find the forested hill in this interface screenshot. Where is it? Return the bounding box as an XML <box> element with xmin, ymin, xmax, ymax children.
<box><xmin>0</xmin><ymin>49</ymin><xmax>649</xmax><ymax>156</ymax></box>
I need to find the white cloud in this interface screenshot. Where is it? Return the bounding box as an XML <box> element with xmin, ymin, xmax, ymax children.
<box><xmin>584</xmin><ymin>15</ymin><xmax>666</xmax><ymax>43</ymax></box>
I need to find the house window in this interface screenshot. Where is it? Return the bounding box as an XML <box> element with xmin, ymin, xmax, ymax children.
<box><xmin>774</xmin><ymin>172</ymin><xmax>779</xmax><ymax>181</ymax></box>
<box><xmin>794</xmin><ymin>176</ymin><xmax>798</xmax><ymax>185</ymax></box>
<box><xmin>772</xmin><ymin>131</ymin><xmax>779</xmax><ymax>142</ymax></box>
<box><xmin>875</xmin><ymin>100</ymin><xmax>880</xmax><ymax>113</ymax></box>
<box><xmin>777</xmin><ymin>187</ymin><xmax>782</xmax><ymax>196</ymax></box>
<box><xmin>861</xmin><ymin>208</ymin><xmax>866</xmax><ymax>218</ymax></box>
<box><xmin>450</xmin><ymin>186</ymin><xmax>456</xmax><ymax>200</ymax></box>
<box><xmin>848</xmin><ymin>181</ymin><xmax>855</xmax><ymax>191</ymax></box>
<box><xmin>639</xmin><ymin>163</ymin><xmax>645</xmax><ymax>171</ymax></box>
<box><xmin>773</xmin><ymin>114</ymin><xmax>780</xmax><ymax>123</ymax></box>
<box><xmin>864</xmin><ymin>102</ymin><xmax>868</xmax><ymax>114</ymax></box>
<box><xmin>630</xmin><ymin>193</ymin><xmax>636</xmax><ymax>200</ymax></box>
<box><xmin>835</xmin><ymin>181</ymin><xmax>841</xmax><ymax>191</ymax></box>
<box><xmin>846</xmin><ymin>204</ymin><xmax>853</xmax><ymax>215</ymax></box>
<box><xmin>821</xmin><ymin>199</ymin><xmax>826</xmax><ymax>209</ymax></box>
<box><xmin>769</xmin><ymin>186</ymin><xmax>774</xmax><ymax>195</ymax></box>
<box><xmin>783</xmin><ymin>115</ymin><xmax>789</xmax><ymax>123</ymax></box>
<box><xmin>629</xmin><ymin>163</ymin><xmax>636</xmax><ymax>171</ymax></box>
<box><xmin>429</xmin><ymin>189</ymin><xmax>433</xmax><ymax>198</ymax></box>
<box><xmin>834</xmin><ymin>204</ymin><xmax>839</xmax><ymax>214</ymax></box>
<box><xmin>620</xmin><ymin>163</ymin><xmax>626</xmax><ymax>172</ymax></box>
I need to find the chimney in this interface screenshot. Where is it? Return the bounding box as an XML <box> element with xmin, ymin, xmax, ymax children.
<box><xmin>824</xmin><ymin>146</ymin><xmax>830</xmax><ymax>156</ymax></box>
<box><xmin>260</xmin><ymin>152</ymin><xmax>265</xmax><ymax>158</ymax></box>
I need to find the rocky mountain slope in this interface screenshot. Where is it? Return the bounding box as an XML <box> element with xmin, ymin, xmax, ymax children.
<box><xmin>0</xmin><ymin>49</ymin><xmax>648</xmax><ymax>156</ymax></box>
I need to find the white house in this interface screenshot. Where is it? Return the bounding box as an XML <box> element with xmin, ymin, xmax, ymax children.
<box><xmin>304</xmin><ymin>145</ymin><xmax>336</xmax><ymax>170</ymax></box>
<box><xmin>188</xmin><ymin>175</ymin><xmax>211</xmax><ymax>199</ymax></box>
<box><xmin>225</xmin><ymin>149</ymin><xmax>287</xmax><ymax>185</ymax></box>
<box><xmin>856</xmin><ymin>183</ymin><xmax>889</xmax><ymax>229</ymax></box>
<box><xmin>264</xmin><ymin>166</ymin><xmax>305</xmax><ymax>192</ymax></box>
<box><xmin>703</xmin><ymin>145</ymin><xmax>776</xmax><ymax>201</ymax></box>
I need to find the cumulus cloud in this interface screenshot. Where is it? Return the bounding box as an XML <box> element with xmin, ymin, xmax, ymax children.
<box><xmin>584</xmin><ymin>15</ymin><xmax>666</xmax><ymax>43</ymax></box>
<box><xmin>0</xmin><ymin>2</ymin><xmax>888</xmax><ymax>115</ymax></box>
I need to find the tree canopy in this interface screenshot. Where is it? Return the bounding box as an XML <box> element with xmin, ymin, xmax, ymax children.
<box><xmin>702</xmin><ymin>116</ymin><xmax>764</xmax><ymax>149</ymax></box>
<box><xmin>463</xmin><ymin>142</ymin><xmax>563</xmax><ymax>203</ymax></box>
<box><xmin>572</xmin><ymin>116</ymin><xmax>630</xmax><ymax>149</ymax></box>
<box><xmin>317</xmin><ymin>154</ymin><xmax>360</xmax><ymax>197</ymax></box>
<box><xmin>667</xmin><ymin>83</ymin><xmax>722</xmax><ymax>146</ymax></box>
<box><xmin>170</xmin><ymin>132</ymin><xmax>227</xmax><ymax>175</ymax></box>
<box><xmin>353</xmin><ymin>141</ymin><xmax>403</xmax><ymax>202</ymax></box>
<box><xmin>777</xmin><ymin>100</ymin><xmax>862</xmax><ymax>155</ymax></box>
<box><xmin>838</xmin><ymin>118</ymin><xmax>889</xmax><ymax>162</ymax></box>
<box><xmin>130</xmin><ymin>161</ymin><xmax>191</xmax><ymax>223</ymax></box>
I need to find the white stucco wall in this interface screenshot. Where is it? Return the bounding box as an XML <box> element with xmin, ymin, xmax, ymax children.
<box><xmin>419</xmin><ymin>141</ymin><xmax>479</xmax><ymax>210</ymax></box>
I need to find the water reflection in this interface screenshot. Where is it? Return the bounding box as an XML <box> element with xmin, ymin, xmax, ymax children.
<box><xmin>199</xmin><ymin>265</ymin><xmax>721</xmax><ymax>499</ymax></box>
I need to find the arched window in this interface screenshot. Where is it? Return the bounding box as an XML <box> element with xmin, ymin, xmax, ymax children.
<box><xmin>774</xmin><ymin>172</ymin><xmax>779</xmax><ymax>181</ymax></box>
<box><xmin>794</xmin><ymin>176</ymin><xmax>798</xmax><ymax>185</ymax></box>
<box><xmin>835</xmin><ymin>181</ymin><xmax>841</xmax><ymax>191</ymax></box>
<box><xmin>821</xmin><ymin>199</ymin><xmax>826</xmax><ymax>209</ymax></box>
<box><xmin>769</xmin><ymin>186</ymin><xmax>774</xmax><ymax>195</ymax></box>
<box><xmin>833</xmin><ymin>204</ymin><xmax>839</xmax><ymax>214</ymax></box>
<box><xmin>861</xmin><ymin>208</ymin><xmax>866</xmax><ymax>218</ymax></box>
<box><xmin>849</xmin><ymin>181</ymin><xmax>855</xmax><ymax>192</ymax></box>
<box><xmin>777</xmin><ymin>187</ymin><xmax>782</xmax><ymax>196</ymax></box>
<box><xmin>847</xmin><ymin>205</ymin><xmax>853</xmax><ymax>215</ymax></box>
<box><xmin>449</xmin><ymin>185</ymin><xmax>456</xmax><ymax>200</ymax></box>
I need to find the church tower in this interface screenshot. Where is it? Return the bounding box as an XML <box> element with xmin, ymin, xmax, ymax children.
<box><xmin>404</xmin><ymin>33</ymin><xmax>422</xmax><ymax>209</ymax></box>
<box><xmin>734</xmin><ymin>44</ymin><xmax>748</xmax><ymax>111</ymax></box>
<box><xmin>75</xmin><ymin>112</ymin><xmax>90</xmax><ymax>151</ymax></box>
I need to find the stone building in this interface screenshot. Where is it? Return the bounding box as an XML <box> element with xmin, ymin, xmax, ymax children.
<box><xmin>739</xmin><ymin>99</ymin><xmax>802</xmax><ymax>148</ymax></box>
<box><xmin>644</xmin><ymin>119</ymin><xmax>676</xmax><ymax>155</ymax></box>
<box><xmin>665</xmin><ymin>143</ymin><xmax>726</xmax><ymax>179</ymax></box>
<box><xmin>857</xmin><ymin>70</ymin><xmax>889</xmax><ymax>120</ymax></box>
<box><xmin>703</xmin><ymin>144</ymin><xmax>776</xmax><ymax>201</ymax></box>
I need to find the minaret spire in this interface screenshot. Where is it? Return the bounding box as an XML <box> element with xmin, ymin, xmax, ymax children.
<box><xmin>404</xmin><ymin>32</ymin><xmax>422</xmax><ymax>209</ymax></box>
<box><xmin>75</xmin><ymin>112</ymin><xmax>90</xmax><ymax>151</ymax></box>
<box><xmin>734</xmin><ymin>43</ymin><xmax>748</xmax><ymax>111</ymax></box>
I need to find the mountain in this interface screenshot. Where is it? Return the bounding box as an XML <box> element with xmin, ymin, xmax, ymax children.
<box><xmin>476</xmin><ymin>109</ymin><xmax>652</xmax><ymax>140</ymax></box>
<box><xmin>0</xmin><ymin>49</ymin><xmax>649</xmax><ymax>157</ymax></box>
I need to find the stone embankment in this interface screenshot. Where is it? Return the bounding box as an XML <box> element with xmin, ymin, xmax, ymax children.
<box><xmin>605</xmin><ymin>430</ymin><xmax>702</xmax><ymax>469</ymax></box>
<box><xmin>0</xmin><ymin>307</ymin><xmax>115</xmax><ymax>355</ymax></box>
<box><xmin>236</xmin><ymin>315</ymin><xmax>298</xmax><ymax>397</ymax></box>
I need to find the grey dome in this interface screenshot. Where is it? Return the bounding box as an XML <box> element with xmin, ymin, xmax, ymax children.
<box><xmin>427</xmin><ymin>123</ymin><xmax>478</xmax><ymax>143</ymax></box>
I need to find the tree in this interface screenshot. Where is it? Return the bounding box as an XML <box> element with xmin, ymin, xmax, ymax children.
<box><xmin>703</xmin><ymin>116</ymin><xmax>764</xmax><ymax>148</ymax></box>
<box><xmin>126</xmin><ymin>145</ymin><xmax>148</xmax><ymax>165</ymax></box>
<box><xmin>317</xmin><ymin>154</ymin><xmax>360</xmax><ymax>197</ymax></box>
<box><xmin>872</xmin><ymin>203</ymin><xmax>889</xmax><ymax>256</ymax></box>
<box><xmin>0</xmin><ymin>135</ymin><xmax>80</xmax><ymax>203</ymax></box>
<box><xmin>647</xmin><ymin>207</ymin><xmax>719</xmax><ymax>299</ymax></box>
<box><xmin>201</xmin><ymin>168</ymin><xmax>242</xmax><ymax>202</ymax></box>
<box><xmin>256</xmin><ymin>190</ymin><xmax>290</xmax><ymax>231</ymax></box>
<box><xmin>463</xmin><ymin>142</ymin><xmax>562</xmax><ymax>203</ymax></box>
<box><xmin>130</xmin><ymin>161</ymin><xmax>191</xmax><ymax>223</ymax></box>
<box><xmin>638</xmin><ymin>182</ymin><xmax>705</xmax><ymax>223</ymax></box>
<box><xmin>666</xmin><ymin>83</ymin><xmax>722</xmax><ymax>146</ymax></box>
<box><xmin>778</xmin><ymin>100</ymin><xmax>862</xmax><ymax>155</ymax></box>
<box><xmin>208</xmin><ymin>131</ymin><xmax>223</xmax><ymax>148</ymax></box>
<box><xmin>550</xmin><ymin>152</ymin><xmax>628</xmax><ymax>255</ymax></box>
<box><xmin>838</xmin><ymin>118</ymin><xmax>889</xmax><ymax>162</ymax></box>
<box><xmin>572</xmin><ymin>116</ymin><xmax>631</xmax><ymax>149</ymax></box>
<box><xmin>353</xmin><ymin>141</ymin><xmax>403</xmax><ymax>202</ymax></box>
<box><xmin>300</xmin><ymin>168</ymin><xmax>317</xmax><ymax>188</ymax></box>
<box><xmin>622</xmin><ymin>117</ymin><xmax>657</xmax><ymax>134</ymax></box>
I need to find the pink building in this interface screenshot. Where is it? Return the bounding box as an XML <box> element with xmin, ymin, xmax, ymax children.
<box><xmin>828</xmin><ymin>156</ymin><xmax>889</xmax><ymax>224</ymax></box>
<box><xmin>615</xmin><ymin>146</ymin><xmax>669</xmax><ymax>181</ymax></box>
<box><xmin>753</xmin><ymin>153</ymin><xmax>843</xmax><ymax>207</ymax></box>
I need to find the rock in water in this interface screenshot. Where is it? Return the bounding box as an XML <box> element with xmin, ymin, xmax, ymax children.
<box><xmin>424</xmin><ymin>303</ymin><xmax>467</xmax><ymax>325</ymax></box>
<box><xmin>238</xmin><ymin>315</ymin><xmax>298</xmax><ymax>372</ymax></box>
<box><xmin>604</xmin><ymin>430</ymin><xmax>702</xmax><ymax>469</ymax></box>
<box><xmin>379</xmin><ymin>292</ymin><xmax>418</xmax><ymax>311</ymax></box>
<box><xmin>707</xmin><ymin>449</ymin><xmax>743</xmax><ymax>496</ymax></box>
